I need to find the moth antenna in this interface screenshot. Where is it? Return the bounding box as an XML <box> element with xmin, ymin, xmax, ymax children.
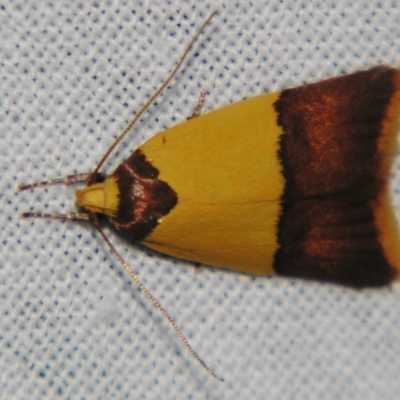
<box><xmin>89</xmin><ymin>10</ymin><xmax>218</xmax><ymax>184</ymax></box>
<box><xmin>19</xmin><ymin>173</ymin><xmax>93</xmax><ymax>191</ymax></box>
<box><xmin>90</xmin><ymin>212</ymin><xmax>224</xmax><ymax>382</ymax></box>
<box><xmin>21</xmin><ymin>212</ymin><xmax>90</xmax><ymax>221</ymax></box>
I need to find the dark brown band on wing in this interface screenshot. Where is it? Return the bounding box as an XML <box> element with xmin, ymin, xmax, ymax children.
<box><xmin>273</xmin><ymin>67</ymin><xmax>400</xmax><ymax>287</ymax></box>
<box><xmin>110</xmin><ymin>150</ymin><xmax>178</xmax><ymax>241</ymax></box>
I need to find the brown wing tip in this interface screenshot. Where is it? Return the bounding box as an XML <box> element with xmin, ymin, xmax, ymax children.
<box><xmin>274</xmin><ymin>67</ymin><xmax>400</xmax><ymax>287</ymax></box>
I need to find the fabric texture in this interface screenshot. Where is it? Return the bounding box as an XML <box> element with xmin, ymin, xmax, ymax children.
<box><xmin>1</xmin><ymin>1</ymin><xmax>400</xmax><ymax>399</ymax></box>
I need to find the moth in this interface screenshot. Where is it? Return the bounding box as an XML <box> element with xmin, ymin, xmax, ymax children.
<box><xmin>20</xmin><ymin>11</ymin><xmax>400</xmax><ymax>380</ymax></box>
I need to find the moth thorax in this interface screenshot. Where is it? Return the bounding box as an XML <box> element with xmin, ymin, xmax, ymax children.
<box><xmin>75</xmin><ymin>176</ymin><xmax>119</xmax><ymax>217</ymax></box>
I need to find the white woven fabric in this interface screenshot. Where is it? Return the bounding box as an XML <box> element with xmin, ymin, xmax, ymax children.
<box><xmin>1</xmin><ymin>1</ymin><xmax>400</xmax><ymax>399</ymax></box>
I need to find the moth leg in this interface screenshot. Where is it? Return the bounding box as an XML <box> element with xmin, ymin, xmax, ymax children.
<box><xmin>19</xmin><ymin>173</ymin><xmax>93</xmax><ymax>191</ymax></box>
<box><xmin>188</xmin><ymin>89</ymin><xmax>206</xmax><ymax>119</ymax></box>
<box><xmin>21</xmin><ymin>212</ymin><xmax>90</xmax><ymax>221</ymax></box>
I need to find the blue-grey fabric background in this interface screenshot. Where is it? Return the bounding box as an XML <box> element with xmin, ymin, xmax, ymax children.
<box><xmin>1</xmin><ymin>1</ymin><xmax>400</xmax><ymax>399</ymax></box>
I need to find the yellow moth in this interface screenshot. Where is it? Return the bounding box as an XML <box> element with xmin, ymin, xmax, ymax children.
<box><xmin>20</xmin><ymin>11</ymin><xmax>400</xmax><ymax>380</ymax></box>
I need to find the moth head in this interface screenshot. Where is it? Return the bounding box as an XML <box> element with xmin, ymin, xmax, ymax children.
<box><xmin>75</xmin><ymin>176</ymin><xmax>119</xmax><ymax>217</ymax></box>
